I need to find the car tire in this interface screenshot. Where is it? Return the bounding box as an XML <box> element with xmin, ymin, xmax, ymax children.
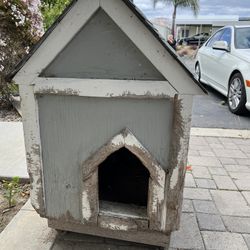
<box><xmin>228</xmin><ymin>73</ymin><xmax>247</xmax><ymax>115</ymax></box>
<box><xmin>195</xmin><ymin>63</ymin><xmax>201</xmax><ymax>82</ymax></box>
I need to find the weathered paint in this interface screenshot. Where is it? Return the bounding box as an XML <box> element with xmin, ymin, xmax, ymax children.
<box><xmin>170</xmin><ymin>167</ymin><xmax>179</xmax><ymax>189</ymax></box>
<box><xmin>81</xmin><ymin>128</ymin><xmax>166</xmax><ymax>231</ymax></box>
<box><xmin>49</xmin><ymin>219</ymin><xmax>171</xmax><ymax>248</ymax></box>
<box><xmin>14</xmin><ymin>0</ymin><xmax>200</xmax><ymax>247</ymax></box>
<box><xmin>33</xmin><ymin>78</ymin><xmax>177</xmax><ymax>98</ymax></box>
<box><xmin>99</xmin><ymin>201</ymin><xmax>147</xmax><ymax>220</ymax></box>
<box><xmin>41</xmin><ymin>9</ymin><xmax>165</xmax><ymax>81</ymax></box>
<box><xmin>81</xmin><ymin>191</ymin><xmax>91</xmax><ymax>221</ymax></box>
<box><xmin>98</xmin><ymin>214</ymin><xmax>147</xmax><ymax>231</ymax></box>
<box><xmin>38</xmin><ymin>95</ymin><xmax>173</xmax><ymax>221</ymax></box>
<box><xmin>165</xmin><ymin>95</ymin><xmax>193</xmax><ymax>232</ymax></box>
<box><xmin>111</xmin><ymin>134</ymin><xmax>124</xmax><ymax>147</ymax></box>
<box><xmin>99</xmin><ymin>221</ymin><xmax>129</xmax><ymax>231</ymax></box>
<box><xmin>19</xmin><ymin>85</ymin><xmax>45</xmax><ymax>216</ymax></box>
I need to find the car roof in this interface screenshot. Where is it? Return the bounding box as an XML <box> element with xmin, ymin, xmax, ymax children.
<box><xmin>234</xmin><ymin>25</ymin><xmax>250</xmax><ymax>28</ymax></box>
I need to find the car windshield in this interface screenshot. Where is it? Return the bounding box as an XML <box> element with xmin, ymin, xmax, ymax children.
<box><xmin>235</xmin><ymin>27</ymin><xmax>250</xmax><ymax>49</ymax></box>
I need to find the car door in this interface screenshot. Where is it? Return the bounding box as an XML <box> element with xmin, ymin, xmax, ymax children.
<box><xmin>199</xmin><ymin>29</ymin><xmax>225</xmax><ymax>84</ymax></box>
<box><xmin>210</xmin><ymin>28</ymin><xmax>235</xmax><ymax>93</ymax></box>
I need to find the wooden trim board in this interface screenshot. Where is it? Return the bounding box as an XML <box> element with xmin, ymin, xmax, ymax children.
<box><xmin>33</xmin><ymin>78</ymin><xmax>177</xmax><ymax>98</ymax></box>
<box><xmin>48</xmin><ymin>219</ymin><xmax>170</xmax><ymax>248</ymax></box>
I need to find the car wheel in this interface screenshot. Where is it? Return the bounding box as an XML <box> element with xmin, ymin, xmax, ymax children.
<box><xmin>195</xmin><ymin>63</ymin><xmax>201</xmax><ymax>82</ymax></box>
<box><xmin>228</xmin><ymin>73</ymin><xmax>247</xmax><ymax>115</ymax></box>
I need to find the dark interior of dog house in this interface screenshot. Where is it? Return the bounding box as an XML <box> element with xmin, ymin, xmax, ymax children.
<box><xmin>98</xmin><ymin>147</ymin><xmax>150</xmax><ymax>215</ymax></box>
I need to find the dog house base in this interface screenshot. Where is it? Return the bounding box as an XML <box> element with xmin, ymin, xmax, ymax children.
<box><xmin>48</xmin><ymin>219</ymin><xmax>170</xmax><ymax>248</ymax></box>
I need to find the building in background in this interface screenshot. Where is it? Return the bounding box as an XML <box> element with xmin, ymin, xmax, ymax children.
<box><xmin>151</xmin><ymin>16</ymin><xmax>250</xmax><ymax>40</ymax></box>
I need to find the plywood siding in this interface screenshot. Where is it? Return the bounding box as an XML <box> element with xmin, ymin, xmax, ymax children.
<box><xmin>38</xmin><ymin>95</ymin><xmax>173</xmax><ymax>220</ymax></box>
<box><xmin>41</xmin><ymin>9</ymin><xmax>165</xmax><ymax>80</ymax></box>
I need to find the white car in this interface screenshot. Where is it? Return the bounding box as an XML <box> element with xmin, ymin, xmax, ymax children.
<box><xmin>195</xmin><ymin>25</ymin><xmax>250</xmax><ymax>115</ymax></box>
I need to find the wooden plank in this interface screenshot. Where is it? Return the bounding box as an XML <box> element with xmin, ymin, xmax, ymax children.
<box><xmin>98</xmin><ymin>215</ymin><xmax>138</xmax><ymax>231</ymax></box>
<box><xmin>165</xmin><ymin>95</ymin><xmax>194</xmax><ymax>231</ymax></box>
<box><xmin>19</xmin><ymin>85</ymin><xmax>45</xmax><ymax>215</ymax></box>
<box><xmin>33</xmin><ymin>78</ymin><xmax>177</xmax><ymax>98</ymax></box>
<box><xmin>49</xmin><ymin>219</ymin><xmax>170</xmax><ymax>247</ymax></box>
<box><xmin>99</xmin><ymin>201</ymin><xmax>147</xmax><ymax>220</ymax></box>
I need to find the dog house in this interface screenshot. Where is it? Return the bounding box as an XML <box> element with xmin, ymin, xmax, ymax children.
<box><xmin>9</xmin><ymin>0</ymin><xmax>205</xmax><ymax>248</ymax></box>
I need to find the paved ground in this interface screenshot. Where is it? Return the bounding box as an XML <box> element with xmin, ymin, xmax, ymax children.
<box><xmin>192</xmin><ymin>85</ymin><xmax>250</xmax><ymax>130</ymax></box>
<box><xmin>182</xmin><ymin>57</ymin><xmax>250</xmax><ymax>130</ymax></box>
<box><xmin>173</xmin><ymin>135</ymin><xmax>250</xmax><ymax>250</ymax></box>
<box><xmin>1</xmin><ymin>130</ymin><xmax>250</xmax><ymax>249</ymax></box>
<box><xmin>0</xmin><ymin>122</ymin><xmax>28</xmax><ymax>180</ymax></box>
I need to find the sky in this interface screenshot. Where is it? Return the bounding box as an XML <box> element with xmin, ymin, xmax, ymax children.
<box><xmin>134</xmin><ymin>0</ymin><xmax>250</xmax><ymax>19</ymax></box>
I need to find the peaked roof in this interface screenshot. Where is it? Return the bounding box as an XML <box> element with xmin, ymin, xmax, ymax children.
<box><xmin>8</xmin><ymin>0</ymin><xmax>206</xmax><ymax>94</ymax></box>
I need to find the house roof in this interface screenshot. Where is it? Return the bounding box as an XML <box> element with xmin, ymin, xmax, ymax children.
<box><xmin>7</xmin><ymin>0</ymin><xmax>206</xmax><ymax>94</ymax></box>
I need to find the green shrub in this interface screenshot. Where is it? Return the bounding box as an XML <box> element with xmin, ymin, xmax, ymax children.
<box><xmin>2</xmin><ymin>177</ymin><xmax>20</xmax><ymax>208</ymax></box>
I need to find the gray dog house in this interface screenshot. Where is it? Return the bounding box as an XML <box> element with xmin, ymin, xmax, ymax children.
<box><xmin>10</xmin><ymin>0</ymin><xmax>205</xmax><ymax>248</ymax></box>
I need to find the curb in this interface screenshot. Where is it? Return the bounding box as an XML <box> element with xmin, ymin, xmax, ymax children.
<box><xmin>191</xmin><ymin>127</ymin><xmax>250</xmax><ymax>139</ymax></box>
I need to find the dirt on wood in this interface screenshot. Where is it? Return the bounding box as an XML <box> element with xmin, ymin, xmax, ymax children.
<box><xmin>0</xmin><ymin>181</ymin><xmax>30</xmax><ymax>233</ymax></box>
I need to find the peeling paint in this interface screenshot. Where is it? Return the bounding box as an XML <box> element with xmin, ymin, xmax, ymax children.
<box><xmin>82</xmin><ymin>191</ymin><xmax>91</xmax><ymax>221</ymax></box>
<box><xmin>155</xmin><ymin>165</ymin><xmax>165</xmax><ymax>188</ymax></box>
<box><xmin>110</xmin><ymin>134</ymin><xmax>124</xmax><ymax>146</ymax></box>
<box><xmin>100</xmin><ymin>221</ymin><xmax>129</xmax><ymax>231</ymax></box>
<box><xmin>81</xmin><ymin>128</ymin><xmax>166</xmax><ymax>232</ymax></box>
<box><xmin>37</xmin><ymin>87</ymin><xmax>80</xmax><ymax>96</ymax></box>
<box><xmin>26</xmin><ymin>144</ymin><xmax>43</xmax><ymax>213</ymax></box>
<box><xmin>124</xmin><ymin>132</ymin><xmax>144</xmax><ymax>149</ymax></box>
<box><xmin>165</xmin><ymin>95</ymin><xmax>193</xmax><ymax>232</ymax></box>
<box><xmin>170</xmin><ymin>167</ymin><xmax>179</xmax><ymax>189</ymax></box>
<box><xmin>151</xmin><ymin>184</ymin><xmax>164</xmax><ymax>214</ymax></box>
<box><xmin>108</xmin><ymin>90</ymin><xmax>170</xmax><ymax>99</ymax></box>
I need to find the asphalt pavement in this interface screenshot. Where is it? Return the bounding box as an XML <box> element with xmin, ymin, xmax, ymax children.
<box><xmin>192</xmin><ymin>85</ymin><xmax>250</xmax><ymax>130</ymax></box>
<box><xmin>180</xmin><ymin>56</ymin><xmax>250</xmax><ymax>130</ymax></box>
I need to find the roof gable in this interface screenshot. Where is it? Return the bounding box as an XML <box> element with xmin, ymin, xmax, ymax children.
<box><xmin>11</xmin><ymin>0</ymin><xmax>205</xmax><ymax>95</ymax></box>
<box><xmin>41</xmin><ymin>8</ymin><xmax>165</xmax><ymax>81</ymax></box>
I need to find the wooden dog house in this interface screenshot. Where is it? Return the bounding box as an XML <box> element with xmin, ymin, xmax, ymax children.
<box><xmin>10</xmin><ymin>0</ymin><xmax>205</xmax><ymax>248</ymax></box>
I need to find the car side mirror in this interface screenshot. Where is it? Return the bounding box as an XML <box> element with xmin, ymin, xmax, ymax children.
<box><xmin>212</xmin><ymin>41</ymin><xmax>230</xmax><ymax>52</ymax></box>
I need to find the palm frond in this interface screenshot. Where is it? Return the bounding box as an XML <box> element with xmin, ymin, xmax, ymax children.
<box><xmin>175</xmin><ymin>0</ymin><xmax>200</xmax><ymax>15</ymax></box>
<box><xmin>153</xmin><ymin>0</ymin><xmax>200</xmax><ymax>16</ymax></box>
<box><xmin>152</xmin><ymin>0</ymin><xmax>167</xmax><ymax>8</ymax></box>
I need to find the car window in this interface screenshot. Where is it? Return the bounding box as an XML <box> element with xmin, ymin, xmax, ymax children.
<box><xmin>206</xmin><ymin>30</ymin><xmax>224</xmax><ymax>47</ymax></box>
<box><xmin>235</xmin><ymin>27</ymin><xmax>250</xmax><ymax>49</ymax></box>
<box><xmin>220</xmin><ymin>28</ymin><xmax>232</xmax><ymax>46</ymax></box>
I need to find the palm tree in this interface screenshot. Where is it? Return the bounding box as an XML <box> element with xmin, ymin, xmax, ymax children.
<box><xmin>153</xmin><ymin>0</ymin><xmax>200</xmax><ymax>37</ymax></box>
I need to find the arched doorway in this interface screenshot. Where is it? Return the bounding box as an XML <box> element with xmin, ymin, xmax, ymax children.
<box><xmin>98</xmin><ymin>147</ymin><xmax>150</xmax><ymax>207</ymax></box>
